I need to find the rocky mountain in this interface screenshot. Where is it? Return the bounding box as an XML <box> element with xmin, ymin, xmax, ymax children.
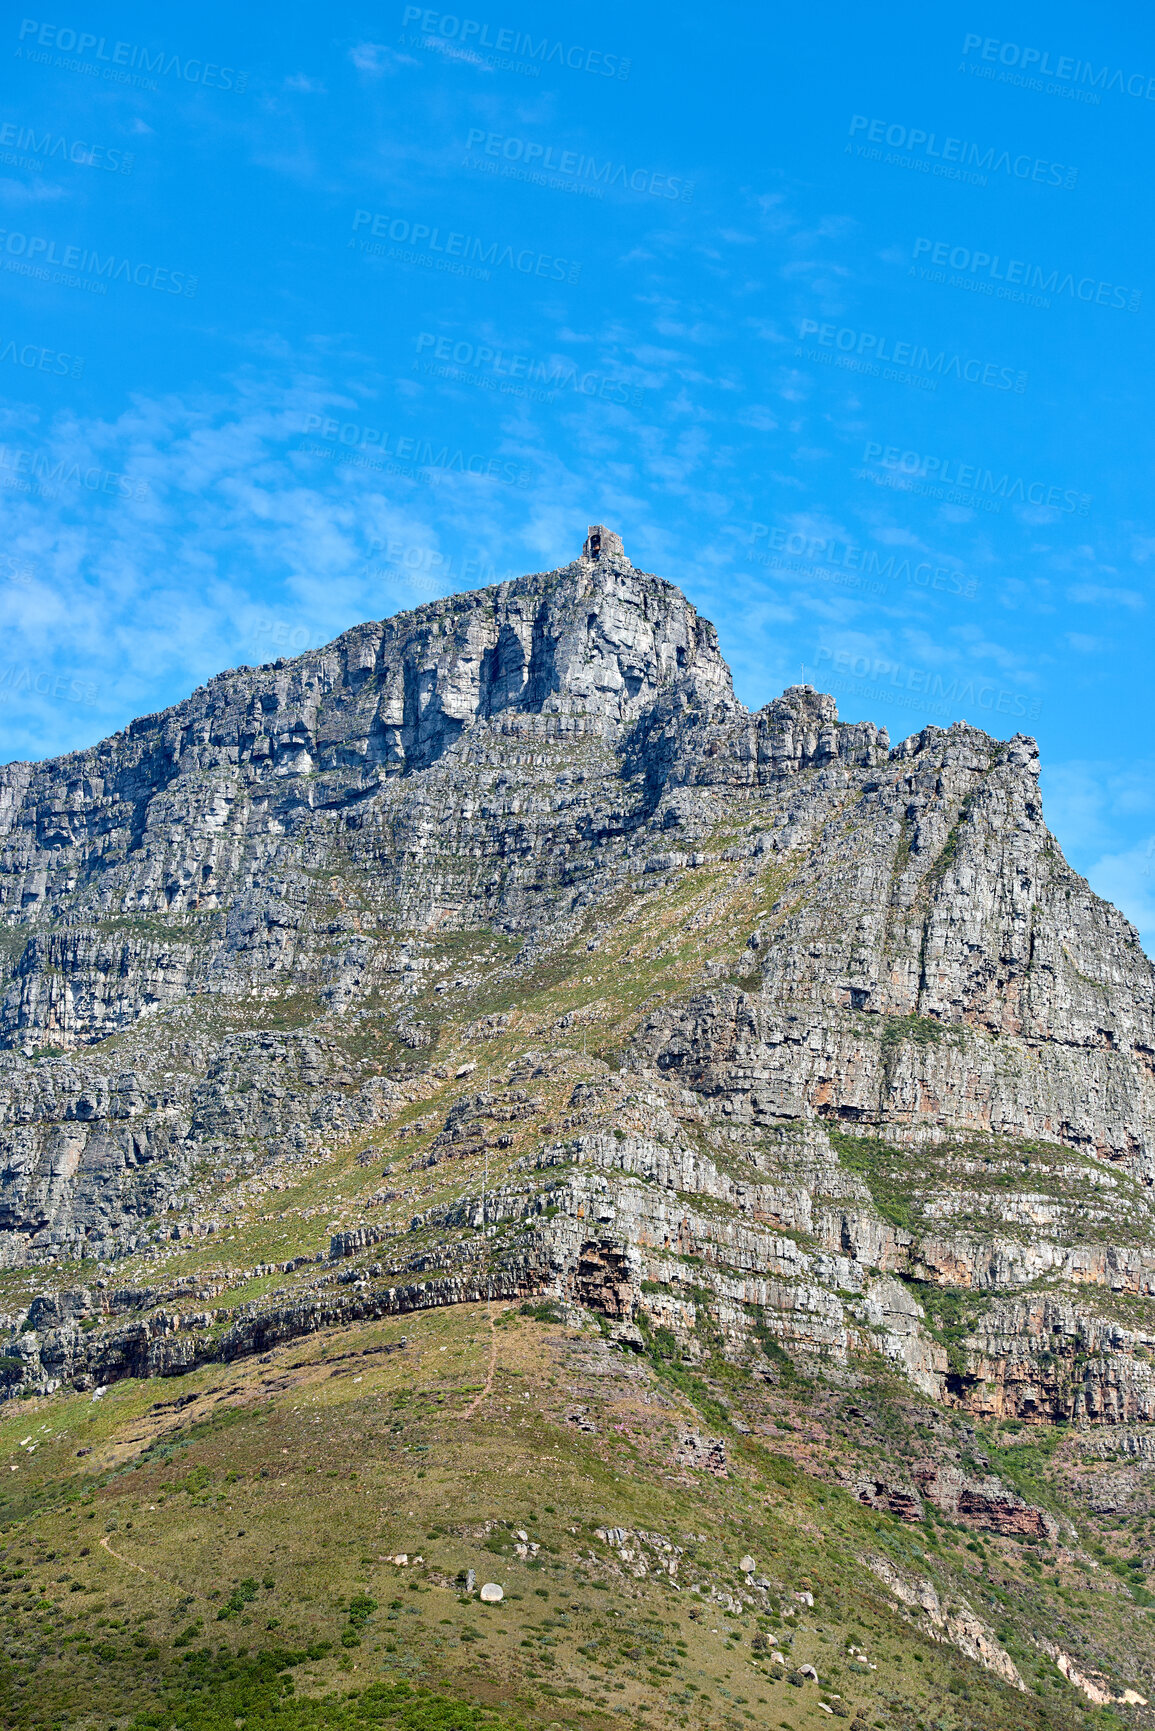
<box><xmin>1</xmin><ymin>529</ymin><xmax>1154</xmax><ymax>1722</ymax></box>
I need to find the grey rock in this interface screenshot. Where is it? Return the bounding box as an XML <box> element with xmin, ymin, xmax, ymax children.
<box><xmin>0</xmin><ymin>529</ymin><xmax>1152</xmax><ymax>1449</ymax></box>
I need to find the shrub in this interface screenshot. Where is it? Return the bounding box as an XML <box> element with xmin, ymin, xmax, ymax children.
<box><xmin>217</xmin><ymin>1578</ymin><xmax>259</xmax><ymax>1620</ymax></box>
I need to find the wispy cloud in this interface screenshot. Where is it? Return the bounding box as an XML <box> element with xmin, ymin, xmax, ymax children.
<box><xmin>1040</xmin><ymin>758</ymin><xmax>1155</xmax><ymax>952</ymax></box>
<box><xmin>0</xmin><ymin>369</ymin><xmax>527</xmax><ymax>760</ymax></box>
<box><xmin>1084</xmin><ymin>838</ymin><xmax>1155</xmax><ymax>953</ymax></box>
<box><xmin>349</xmin><ymin>42</ymin><xmax>420</xmax><ymax>76</ymax></box>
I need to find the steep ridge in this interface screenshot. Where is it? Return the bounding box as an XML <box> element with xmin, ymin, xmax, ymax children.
<box><xmin>0</xmin><ymin>530</ymin><xmax>1151</xmax><ymax>1388</ymax></box>
<box><xmin>2</xmin><ymin>529</ymin><xmax>1155</xmax><ymax>1726</ymax></box>
<box><xmin>0</xmin><ymin>543</ymin><xmax>731</xmax><ymax>1044</ymax></box>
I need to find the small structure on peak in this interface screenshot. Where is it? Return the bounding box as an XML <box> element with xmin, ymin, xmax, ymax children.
<box><xmin>583</xmin><ymin>524</ymin><xmax>629</xmax><ymax>564</ymax></box>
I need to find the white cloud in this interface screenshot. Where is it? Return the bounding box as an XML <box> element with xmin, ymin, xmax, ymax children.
<box><xmin>1084</xmin><ymin>839</ymin><xmax>1155</xmax><ymax>953</ymax></box>
<box><xmin>1041</xmin><ymin>759</ymin><xmax>1155</xmax><ymax>952</ymax></box>
<box><xmin>0</xmin><ymin>175</ymin><xmax>67</xmax><ymax>207</ymax></box>
<box><xmin>1067</xmin><ymin>583</ymin><xmax>1144</xmax><ymax>609</ymax></box>
<box><xmin>735</xmin><ymin>405</ymin><xmax>779</xmax><ymax>431</ymax></box>
<box><xmin>349</xmin><ymin>42</ymin><xmax>419</xmax><ymax>75</ymax></box>
<box><xmin>1041</xmin><ymin>760</ymin><xmax>1155</xmax><ymax>854</ymax></box>
<box><xmin>0</xmin><ymin>369</ymin><xmax>535</xmax><ymax>761</ymax></box>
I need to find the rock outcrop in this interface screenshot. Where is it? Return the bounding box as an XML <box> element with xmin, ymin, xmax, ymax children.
<box><xmin>1</xmin><ymin>529</ymin><xmax>1153</xmax><ymax>1454</ymax></box>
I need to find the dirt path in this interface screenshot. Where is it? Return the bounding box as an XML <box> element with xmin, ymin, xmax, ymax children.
<box><xmin>99</xmin><ymin>1531</ymin><xmax>167</xmax><ymax>1584</ymax></box>
<box><xmin>463</xmin><ymin>1305</ymin><xmax>498</xmax><ymax>1419</ymax></box>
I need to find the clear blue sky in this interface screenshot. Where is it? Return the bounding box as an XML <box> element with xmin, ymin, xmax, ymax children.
<box><xmin>2</xmin><ymin>2</ymin><xmax>1154</xmax><ymax>943</ymax></box>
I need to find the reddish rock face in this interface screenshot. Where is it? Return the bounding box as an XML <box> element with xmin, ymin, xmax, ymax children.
<box><xmin>854</xmin><ymin>1477</ymin><xmax>924</xmax><ymax>1523</ymax></box>
<box><xmin>955</xmin><ymin>1490</ymin><xmax>1054</xmax><ymax>1537</ymax></box>
<box><xmin>675</xmin><ymin>1431</ymin><xmax>728</xmax><ymax>1477</ymax></box>
<box><xmin>572</xmin><ymin>1238</ymin><xmax>633</xmax><ymax>1319</ymax></box>
<box><xmin>914</xmin><ymin>1464</ymin><xmax>1058</xmax><ymax>1538</ymax></box>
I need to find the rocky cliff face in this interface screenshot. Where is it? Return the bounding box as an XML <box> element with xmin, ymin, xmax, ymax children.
<box><xmin>1</xmin><ymin>532</ymin><xmax>1153</xmax><ymax>1460</ymax></box>
<box><xmin>0</xmin><ymin>551</ymin><xmax>732</xmax><ymax>1045</ymax></box>
<box><xmin>635</xmin><ymin>717</ymin><xmax>1155</xmax><ymax>1174</ymax></box>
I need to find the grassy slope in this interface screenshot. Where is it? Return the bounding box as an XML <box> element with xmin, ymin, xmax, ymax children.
<box><xmin>1</xmin><ymin>812</ymin><xmax>1153</xmax><ymax>1727</ymax></box>
<box><xmin>0</xmin><ymin>1301</ymin><xmax>1139</xmax><ymax>1731</ymax></box>
<box><xmin>0</xmin><ymin>855</ymin><xmax>790</xmax><ymax>1317</ymax></box>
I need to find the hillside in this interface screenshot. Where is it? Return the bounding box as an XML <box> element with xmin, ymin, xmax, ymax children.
<box><xmin>1</xmin><ymin>528</ymin><xmax>1153</xmax><ymax>1731</ymax></box>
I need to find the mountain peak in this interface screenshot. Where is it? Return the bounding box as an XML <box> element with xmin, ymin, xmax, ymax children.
<box><xmin>356</xmin><ymin>538</ymin><xmax>734</xmax><ymax>762</ymax></box>
<box><xmin>581</xmin><ymin>522</ymin><xmax>630</xmax><ymax>564</ymax></box>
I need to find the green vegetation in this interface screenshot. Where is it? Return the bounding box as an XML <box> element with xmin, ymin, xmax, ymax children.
<box><xmin>924</xmin><ymin>792</ymin><xmax>980</xmax><ymax>893</ymax></box>
<box><xmin>95</xmin><ymin>910</ymin><xmax>221</xmax><ymax>945</ymax></box>
<box><xmin>0</xmin><ymin>1301</ymin><xmax>1134</xmax><ymax>1731</ymax></box>
<box><xmin>826</xmin><ymin>1130</ymin><xmax>919</xmax><ymax>1234</ymax></box>
<box><xmin>2</xmin><ymin>751</ymin><xmax>1152</xmax><ymax>1731</ymax></box>
<box><xmin>880</xmin><ymin>1013</ymin><xmax>944</xmax><ymax>1051</ymax></box>
<box><xmin>516</xmin><ymin>1302</ymin><xmax>564</xmax><ymax>1325</ymax></box>
<box><xmin>750</xmin><ymin>1314</ymin><xmax>811</xmax><ymax>1391</ymax></box>
<box><xmin>134</xmin><ymin>1656</ymin><xmax>508</xmax><ymax>1731</ymax></box>
<box><xmin>898</xmin><ymin>1281</ymin><xmax>989</xmax><ymax>1382</ymax></box>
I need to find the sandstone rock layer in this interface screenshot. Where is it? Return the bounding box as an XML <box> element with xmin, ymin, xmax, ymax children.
<box><xmin>1</xmin><ymin>539</ymin><xmax>1152</xmax><ymax>1439</ymax></box>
